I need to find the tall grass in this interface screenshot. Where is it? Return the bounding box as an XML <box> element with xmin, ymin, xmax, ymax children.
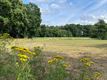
<box><xmin>0</xmin><ymin>33</ymin><xmax>103</xmax><ymax>80</ymax></box>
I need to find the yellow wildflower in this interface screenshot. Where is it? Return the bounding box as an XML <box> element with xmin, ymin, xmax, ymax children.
<box><xmin>63</xmin><ymin>63</ymin><xmax>70</xmax><ymax>68</ymax></box>
<box><xmin>80</xmin><ymin>58</ymin><xmax>91</xmax><ymax>63</ymax></box>
<box><xmin>48</xmin><ymin>55</ymin><xmax>64</xmax><ymax>64</ymax></box>
<box><xmin>80</xmin><ymin>57</ymin><xmax>94</xmax><ymax>67</ymax></box>
<box><xmin>26</xmin><ymin>49</ymin><xmax>33</xmax><ymax>54</ymax></box>
<box><xmin>11</xmin><ymin>46</ymin><xmax>33</xmax><ymax>54</ymax></box>
<box><xmin>54</xmin><ymin>55</ymin><xmax>64</xmax><ymax>60</ymax></box>
<box><xmin>20</xmin><ymin>58</ymin><xmax>27</xmax><ymax>62</ymax></box>
<box><xmin>18</xmin><ymin>54</ymin><xmax>29</xmax><ymax>59</ymax></box>
<box><xmin>48</xmin><ymin>58</ymin><xmax>57</xmax><ymax>64</ymax></box>
<box><xmin>93</xmin><ymin>72</ymin><xmax>102</xmax><ymax>79</ymax></box>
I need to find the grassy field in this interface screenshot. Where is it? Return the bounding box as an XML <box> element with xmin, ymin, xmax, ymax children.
<box><xmin>14</xmin><ymin>37</ymin><xmax>107</xmax><ymax>57</ymax></box>
<box><xmin>14</xmin><ymin>37</ymin><xmax>107</xmax><ymax>79</ymax></box>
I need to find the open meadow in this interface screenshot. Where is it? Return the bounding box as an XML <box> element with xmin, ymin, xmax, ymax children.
<box><xmin>1</xmin><ymin>0</ymin><xmax>107</xmax><ymax>80</ymax></box>
<box><xmin>14</xmin><ymin>37</ymin><xmax>107</xmax><ymax>79</ymax></box>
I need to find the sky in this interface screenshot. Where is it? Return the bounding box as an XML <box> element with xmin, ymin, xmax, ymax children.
<box><xmin>23</xmin><ymin>0</ymin><xmax>107</xmax><ymax>25</ymax></box>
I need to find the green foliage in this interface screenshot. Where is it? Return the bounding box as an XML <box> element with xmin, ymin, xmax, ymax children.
<box><xmin>0</xmin><ymin>0</ymin><xmax>41</xmax><ymax>38</ymax></box>
<box><xmin>25</xmin><ymin>3</ymin><xmax>41</xmax><ymax>38</ymax></box>
<box><xmin>94</xmin><ymin>19</ymin><xmax>107</xmax><ymax>40</ymax></box>
<box><xmin>46</xmin><ymin>56</ymin><xmax>69</xmax><ymax>80</ymax></box>
<box><xmin>0</xmin><ymin>33</ymin><xmax>15</xmax><ymax>80</ymax></box>
<box><xmin>30</xmin><ymin>47</ymin><xmax>47</xmax><ymax>80</ymax></box>
<box><xmin>40</xmin><ymin>25</ymin><xmax>72</xmax><ymax>37</ymax></box>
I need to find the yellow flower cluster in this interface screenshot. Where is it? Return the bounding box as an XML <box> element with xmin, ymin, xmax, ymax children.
<box><xmin>48</xmin><ymin>55</ymin><xmax>64</xmax><ymax>64</ymax></box>
<box><xmin>18</xmin><ymin>54</ymin><xmax>29</xmax><ymax>59</ymax></box>
<box><xmin>48</xmin><ymin>58</ymin><xmax>57</xmax><ymax>64</ymax></box>
<box><xmin>11</xmin><ymin>46</ymin><xmax>35</xmax><ymax>63</ymax></box>
<box><xmin>18</xmin><ymin>53</ymin><xmax>29</xmax><ymax>62</ymax></box>
<box><xmin>93</xmin><ymin>72</ymin><xmax>102</xmax><ymax>79</ymax></box>
<box><xmin>54</xmin><ymin>55</ymin><xmax>64</xmax><ymax>60</ymax></box>
<box><xmin>80</xmin><ymin>57</ymin><xmax>94</xmax><ymax>67</ymax></box>
<box><xmin>63</xmin><ymin>63</ymin><xmax>70</xmax><ymax>68</ymax></box>
<box><xmin>11</xmin><ymin>46</ymin><xmax>34</xmax><ymax>54</ymax></box>
<box><xmin>48</xmin><ymin>55</ymin><xmax>70</xmax><ymax>68</ymax></box>
<box><xmin>80</xmin><ymin>58</ymin><xmax>90</xmax><ymax>63</ymax></box>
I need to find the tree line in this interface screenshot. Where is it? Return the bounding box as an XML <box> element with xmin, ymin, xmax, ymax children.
<box><xmin>40</xmin><ymin>19</ymin><xmax>107</xmax><ymax>40</ymax></box>
<box><xmin>0</xmin><ymin>0</ymin><xmax>107</xmax><ymax>39</ymax></box>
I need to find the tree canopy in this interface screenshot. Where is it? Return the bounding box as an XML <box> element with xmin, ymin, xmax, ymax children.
<box><xmin>0</xmin><ymin>0</ymin><xmax>41</xmax><ymax>38</ymax></box>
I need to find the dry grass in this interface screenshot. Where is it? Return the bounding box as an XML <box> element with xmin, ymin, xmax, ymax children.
<box><xmin>13</xmin><ymin>37</ymin><xmax>107</xmax><ymax>57</ymax></box>
<box><xmin>13</xmin><ymin>37</ymin><xmax>107</xmax><ymax>79</ymax></box>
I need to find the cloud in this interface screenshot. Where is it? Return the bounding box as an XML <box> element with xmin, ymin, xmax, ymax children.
<box><xmin>79</xmin><ymin>14</ymin><xmax>107</xmax><ymax>25</ymax></box>
<box><xmin>80</xmin><ymin>15</ymin><xmax>96</xmax><ymax>21</ymax></box>
<box><xmin>50</xmin><ymin>3</ymin><xmax>60</xmax><ymax>9</ymax></box>
<box><xmin>40</xmin><ymin>8</ymin><xmax>50</xmax><ymax>14</ymax></box>
<box><xmin>24</xmin><ymin>0</ymin><xmax>107</xmax><ymax>25</ymax></box>
<box><xmin>29</xmin><ymin>0</ymin><xmax>46</xmax><ymax>3</ymax></box>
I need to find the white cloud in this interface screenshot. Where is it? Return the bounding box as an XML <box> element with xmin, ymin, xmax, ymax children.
<box><xmin>104</xmin><ymin>19</ymin><xmax>107</xmax><ymax>23</ymax></box>
<box><xmin>27</xmin><ymin>0</ymin><xmax>107</xmax><ymax>25</ymax></box>
<box><xmin>50</xmin><ymin>3</ymin><xmax>60</xmax><ymax>9</ymax></box>
<box><xmin>79</xmin><ymin>14</ymin><xmax>107</xmax><ymax>25</ymax></box>
<box><xmin>29</xmin><ymin>0</ymin><xmax>47</xmax><ymax>3</ymax></box>
<box><xmin>80</xmin><ymin>15</ymin><xmax>96</xmax><ymax>21</ymax></box>
<box><xmin>40</xmin><ymin>8</ymin><xmax>50</xmax><ymax>14</ymax></box>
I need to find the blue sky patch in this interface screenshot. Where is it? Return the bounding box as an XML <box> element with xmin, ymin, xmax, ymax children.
<box><xmin>23</xmin><ymin>0</ymin><xmax>107</xmax><ymax>25</ymax></box>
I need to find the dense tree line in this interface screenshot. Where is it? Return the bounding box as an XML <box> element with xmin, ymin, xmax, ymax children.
<box><xmin>0</xmin><ymin>0</ymin><xmax>107</xmax><ymax>39</ymax></box>
<box><xmin>40</xmin><ymin>19</ymin><xmax>107</xmax><ymax>40</ymax></box>
<box><xmin>40</xmin><ymin>25</ymin><xmax>72</xmax><ymax>37</ymax></box>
